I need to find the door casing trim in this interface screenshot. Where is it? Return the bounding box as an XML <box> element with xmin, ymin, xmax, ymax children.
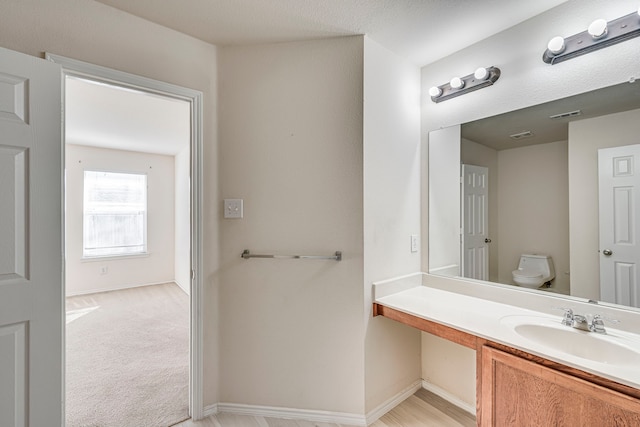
<box><xmin>45</xmin><ymin>53</ymin><xmax>205</xmax><ymax>420</ymax></box>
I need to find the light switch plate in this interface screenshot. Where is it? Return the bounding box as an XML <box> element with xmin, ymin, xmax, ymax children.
<box><xmin>224</xmin><ymin>199</ymin><xmax>243</xmax><ymax>219</ymax></box>
<box><xmin>411</xmin><ymin>234</ymin><xmax>419</xmax><ymax>253</ymax></box>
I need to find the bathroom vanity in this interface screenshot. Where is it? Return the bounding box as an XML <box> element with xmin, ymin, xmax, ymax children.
<box><xmin>373</xmin><ymin>274</ymin><xmax>640</xmax><ymax>426</ymax></box>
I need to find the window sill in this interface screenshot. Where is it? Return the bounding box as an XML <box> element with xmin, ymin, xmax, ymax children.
<box><xmin>81</xmin><ymin>252</ymin><xmax>150</xmax><ymax>262</ymax></box>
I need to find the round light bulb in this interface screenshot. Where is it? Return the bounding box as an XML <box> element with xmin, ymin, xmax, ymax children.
<box><xmin>588</xmin><ymin>18</ymin><xmax>608</xmax><ymax>38</ymax></box>
<box><xmin>450</xmin><ymin>77</ymin><xmax>464</xmax><ymax>89</ymax></box>
<box><xmin>429</xmin><ymin>86</ymin><xmax>442</xmax><ymax>97</ymax></box>
<box><xmin>474</xmin><ymin>67</ymin><xmax>489</xmax><ymax>80</ymax></box>
<box><xmin>547</xmin><ymin>36</ymin><xmax>565</xmax><ymax>54</ymax></box>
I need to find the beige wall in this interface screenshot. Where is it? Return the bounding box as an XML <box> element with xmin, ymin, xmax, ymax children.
<box><xmin>0</xmin><ymin>0</ymin><xmax>221</xmax><ymax>405</ymax></box>
<box><xmin>216</xmin><ymin>36</ymin><xmax>422</xmax><ymax>417</ymax></box>
<box><xmin>421</xmin><ymin>0</ymin><xmax>640</xmax><ymax>133</ymax></box>
<box><xmin>363</xmin><ymin>38</ymin><xmax>422</xmax><ymax>413</ymax></box>
<box><xmin>421</xmin><ymin>334</ymin><xmax>475</xmax><ymax>409</ymax></box>
<box><xmin>497</xmin><ymin>141</ymin><xmax>570</xmax><ymax>294</ymax></box>
<box><xmin>569</xmin><ymin>108</ymin><xmax>640</xmax><ymax>300</ymax></box>
<box><xmin>421</xmin><ymin>0</ymin><xmax>640</xmax><ymax>408</ymax></box>
<box><xmin>65</xmin><ymin>145</ymin><xmax>176</xmax><ymax>295</ymax></box>
<box><xmin>1</xmin><ymin>1</ymin><xmax>423</xmax><ymax>417</ymax></box>
<box><xmin>218</xmin><ymin>37</ymin><xmax>366</xmax><ymax>413</ymax></box>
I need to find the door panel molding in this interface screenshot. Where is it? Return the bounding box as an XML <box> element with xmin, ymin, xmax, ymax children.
<box><xmin>0</xmin><ymin>72</ymin><xmax>29</xmax><ymax>124</ymax></box>
<box><xmin>0</xmin><ymin>145</ymin><xmax>28</xmax><ymax>282</ymax></box>
<box><xmin>0</xmin><ymin>322</ymin><xmax>27</xmax><ymax>427</ymax></box>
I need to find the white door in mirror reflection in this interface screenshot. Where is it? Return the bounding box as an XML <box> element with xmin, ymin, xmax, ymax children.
<box><xmin>599</xmin><ymin>145</ymin><xmax>640</xmax><ymax>308</ymax></box>
<box><xmin>462</xmin><ymin>164</ymin><xmax>489</xmax><ymax>280</ymax></box>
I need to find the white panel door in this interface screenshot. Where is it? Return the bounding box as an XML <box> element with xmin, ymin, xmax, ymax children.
<box><xmin>461</xmin><ymin>164</ymin><xmax>489</xmax><ymax>280</ymax></box>
<box><xmin>0</xmin><ymin>47</ymin><xmax>62</xmax><ymax>426</ymax></box>
<box><xmin>598</xmin><ymin>145</ymin><xmax>640</xmax><ymax>308</ymax></box>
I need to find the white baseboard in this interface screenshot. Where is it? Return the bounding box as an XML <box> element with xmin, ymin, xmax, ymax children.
<box><xmin>421</xmin><ymin>380</ymin><xmax>476</xmax><ymax>415</ymax></box>
<box><xmin>203</xmin><ymin>403</ymin><xmax>218</xmax><ymax>418</ymax></box>
<box><xmin>207</xmin><ymin>380</ymin><xmax>421</xmax><ymax>426</ymax></box>
<box><xmin>201</xmin><ymin>380</ymin><xmax>470</xmax><ymax>425</ymax></box>
<box><xmin>174</xmin><ymin>279</ymin><xmax>190</xmax><ymax>296</ymax></box>
<box><xmin>65</xmin><ymin>280</ymin><xmax>176</xmax><ymax>297</ymax></box>
<box><xmin>365</xmin><ymin>379</ymin><xmax>422</xmax><ymax>425</ymax></box>
<box><xmin>216</xmin><ymin>402</ymin><xmax>366</xmax><ymax>426</ymax></box>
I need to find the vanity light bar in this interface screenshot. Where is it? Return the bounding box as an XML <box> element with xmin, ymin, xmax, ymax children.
<box><xmin>429</xmin><ymin>66</ymin><xmax>501</xmax><ymax>103</ymax></box>
<box><xmin>543</xmin><ymin>9</ymin><xmax>640</xmax><ymax>64</ymax></box>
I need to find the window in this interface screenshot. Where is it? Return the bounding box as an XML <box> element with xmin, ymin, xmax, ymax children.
<box><xmin>83</xmin><ymin>171</ymin><xmax>147</xmax><ymax>258</ymax></box>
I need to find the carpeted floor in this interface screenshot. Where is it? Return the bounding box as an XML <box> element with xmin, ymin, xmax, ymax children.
<box><xmin>66</xmin><ymin>282</ymin><xmax>190</xmax><ymax>427</ymax></box>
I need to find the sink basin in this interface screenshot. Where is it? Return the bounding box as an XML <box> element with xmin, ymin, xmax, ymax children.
<box><xmin>500</xmin><ymin>315</ymin><xmax>640</xmax><ymax>366</ymax></box>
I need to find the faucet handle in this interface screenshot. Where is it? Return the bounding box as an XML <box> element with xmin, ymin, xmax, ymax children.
<box><xmin>590</xmin><ymin>314</ymin><xmax>607</xmax><ymax>334</ymax></box>
<box><xmin>553</xmin><ymin>307</ymin><xmax>574</xmax><ymax>326</ymax></box>
<box><xmin>589</xmin><ymin>314</ymin><xmax>620</xmax><ymax>334</ymax></box>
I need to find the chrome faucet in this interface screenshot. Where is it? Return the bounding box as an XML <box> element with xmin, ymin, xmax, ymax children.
<box><xmin>571</xmin><ymin>313</ymin><xmax>591</xmax><ymax>331</ymax></box>
<box><xmin>557</xmin><ymin>308</ymin><xmax>614</xmax><ymax>334</ymax></box>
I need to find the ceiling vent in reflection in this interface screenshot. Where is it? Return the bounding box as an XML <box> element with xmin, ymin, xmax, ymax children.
<box><xmin>549</xmin><ymin>110</ymin><xmax>582</xmax><ymax>119</ymax></box>
<box><xmin>509</xmin><ymin>130</ymin><xmax>533</xmax><ymax>140</ymax></box>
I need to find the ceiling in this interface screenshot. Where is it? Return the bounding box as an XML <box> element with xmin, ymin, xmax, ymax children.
<box><xmin>69</xmin><ymin>1</ymin><xmax>570</xmax><ymax>155</ymax></box>
<box><xmin>461</xmin><ymin>80</ymin><xmax>640</xmax><ymax>151</ymax></box>
<box><xmin>65</xmin><ymin>76</ymin><xmax>190</xmax><ymax>156</ymax></box>
<box><xmin>95</xmin><ymin>0</ymin><xmax>569</xmax><ymax>66</ymax></box>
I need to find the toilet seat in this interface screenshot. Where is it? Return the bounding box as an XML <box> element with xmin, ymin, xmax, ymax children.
<box><xmin>512</xmin><ymin>269</ymin><xmax>544</xmax><ymax>288</ymax></box>
<box><xmin>512</xmin><ymin>269</ymin><xmax>543</xmax><ymax>279</ymax></box>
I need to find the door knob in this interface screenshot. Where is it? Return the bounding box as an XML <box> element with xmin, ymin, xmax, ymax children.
<box><xmin>603</xmin><ymin>249</ymin><xmax>613</xmax><ymax>256</ymax></box>
<box><xmin>485</xmin><ymin>238</ymin><xmax>492</xmax><ymax>243</ymax></box>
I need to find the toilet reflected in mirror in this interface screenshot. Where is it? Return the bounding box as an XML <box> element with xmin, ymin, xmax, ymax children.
<box><xmin>512</xmin><ymin>254</ymin><xmax>555</xmax><ymax>289</ymax></box>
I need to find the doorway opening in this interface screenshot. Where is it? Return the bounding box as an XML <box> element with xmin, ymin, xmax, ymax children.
<box><xmin>47</xmin><ymin>54</ymin><xmax>204</xmax><ymax>425</ymax></box>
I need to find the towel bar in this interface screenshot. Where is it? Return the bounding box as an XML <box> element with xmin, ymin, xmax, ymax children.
<box><xmin>241</xmin><ymin>249</ymin><xmax>342</xmax><ymax>261</ymax></box>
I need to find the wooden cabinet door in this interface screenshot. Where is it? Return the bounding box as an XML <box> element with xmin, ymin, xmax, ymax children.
<box><xmin>480</xmin><ymin>346</ymin><xmax>640</xmax><ymax>426</ymax></box>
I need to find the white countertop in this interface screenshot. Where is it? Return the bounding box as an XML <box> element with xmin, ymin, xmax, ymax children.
<box><xmin>375</xmin><ymin>283</ymin><xmax>640</xmax><ymax>390</ymax></box>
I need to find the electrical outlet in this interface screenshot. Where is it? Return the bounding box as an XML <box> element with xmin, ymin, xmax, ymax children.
<box><xmin>100</xmin><ymin>266</ymin><xmax>108</xmax><ymax>275</ymax></box>
<box><xmin>411</xmin><ymin>234</ymin><xmax>419</xmax><ymax>253</ymax></box>
<box><xmin>224</xmin><ymin>199</ymin><xmax>244</xmax><ymax>219</ymax></box>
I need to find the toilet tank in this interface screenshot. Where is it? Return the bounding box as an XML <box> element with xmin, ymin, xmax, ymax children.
<box><xmin>518</xmin><ymin>254</ymin><xmax>555</xmax><ymax>280</ymax></box>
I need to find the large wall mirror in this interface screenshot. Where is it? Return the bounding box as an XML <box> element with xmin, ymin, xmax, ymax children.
<box><xmin>429</xmin><ymin>79</ymin><xmax>640</xmax><ymax>312</ymax></box>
